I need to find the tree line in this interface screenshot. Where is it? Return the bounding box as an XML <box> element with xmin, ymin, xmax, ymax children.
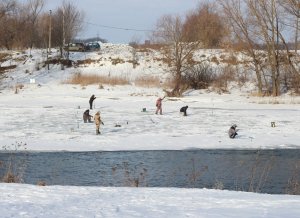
<box><xmin>0</xmin><ymin>0</ymin><xmax>84</xmax><ymax>51</ymax></box>
<box><xmin>1</xmin><ymin>0</ymin><xmax>299</xmax><ymax>96</ymax></box>
<box><xmin>152</xmin><ymin>0</ymin><xmax>300</xmax><ymax>97</ymax></box>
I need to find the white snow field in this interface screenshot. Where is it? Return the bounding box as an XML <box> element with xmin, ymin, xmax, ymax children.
<box><xmin>1</xmin><ymin>184</ymin><xmax>300</xmax><ymax>218</ymax></box>
<box><xmin>0</xmin><ymin>44</ymin><xmax>300</xmax><ymax>217</ymax></box>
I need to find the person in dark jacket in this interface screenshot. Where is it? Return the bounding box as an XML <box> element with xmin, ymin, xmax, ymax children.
<box><xmin>228</xmin><ymin>124</ymin><xmax>238</xmax><ymax>138</ymax></box>
<box><xmin>83</xmin><ymin>109</ymin><xmax>93</xmax><ymax>123</ymax></box>
<box><xmin>89</xmin><ymin>94</ymin><xmax>96</xmax><ymax>110</ymax></box>
<box><xmin>180</xmin><ymin>105</ymin><xmax>188</xmax><ymax>116</ymax></box>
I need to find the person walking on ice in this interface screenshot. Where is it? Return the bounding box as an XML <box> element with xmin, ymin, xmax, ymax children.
<box><xmin>155</xmin><ymin>96</ymin><xmax>165</xmax><ymax>115</ymax></box>
<box><xmin>94</xmin><ymin>111</ymin><xmax>104</xmax><ymax>135</ymax></box>
<box><xmin>89</xmin><ymin>94</ymin><xmax>96</xmax><ymax>110</ymax></box>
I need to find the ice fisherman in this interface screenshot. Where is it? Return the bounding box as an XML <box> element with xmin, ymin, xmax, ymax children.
<box><xmin>94</xmin><ymin>111</ymin><xmax>104</xmax><ymax>135</ymax></box>
<box><xmin>155</xmin><ymin>96</ymin><xmax>165</xmax><ymax>115</ymax></box>
<box><xmin>228</xmin><ymin>124</ymin><xmax>238</xmax><ymax>138</ymax></box>
<box><xmin>180</xmin><ymin>105</ymin><xmax>188</xmax><ymax>116</ymax></box>
<box><xmin>89</xmin><ymin>94</ymin><xmax>96</xmax><ymax>110</ymax></box>
<box><xmin>83</xmin><ymin>109</ymin><xmax>93</xmax><ymax>123</ymax></box>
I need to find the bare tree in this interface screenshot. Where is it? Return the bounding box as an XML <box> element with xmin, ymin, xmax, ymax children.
<box><xmin>24</xmin><ymin>0</ymin><xmax>44</xmax><ymax>50</ymax></box>
<box><xmin>59</xmin><ymin>1</ymin><xmax>84</xmax><ymax>58</ymax></box>
<box><xmin>0</xmin><ymin>0</ymin><xmax>22</xmax><ymax>49</ymax></box>
<box><xmin>153</xmin><ymin>15</ymin><xmax>201</xmax><ymax>96</ymax></box>
<box><xmin>183</xmin><ymin>2</ymin><xmax>227</xmax><ymax>48</ymax></box>
<box><xmin>218</xmin><ymin>0</ymin><xmax>265</xmax><ymax>95</ymax></box>
<box><xmin>279</xmin><ymin>0</ymin><xmax>300</xmax><ymax>52</ymax></box>
<box><xmin>0</xmin><ymin>0</ymin><xmax>16</xmax><ymax>19</ymax></box>
<box><xmin>246</xmin><ymin>0</ymin><xmax>284</xmax><ymax>96</ymax></box>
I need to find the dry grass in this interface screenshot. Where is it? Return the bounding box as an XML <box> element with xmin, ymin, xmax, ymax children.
<box><xmin>255</xmin><ymin>98</ymin><xmax>300</xmax><ymax>104</ymax></box>
<box><xmin>76</xmin><ymin>59</ymin><xmax>99</xmax><ymax>65</ymax></box>
<box><xmin>0</xmin><ymin>65</ymin><xmax>17</xmax><ymax>73</ymax></box>
<box><xmin>2</xmin><ymin>172</ymin><xmax>19</xmax><ymax>183</ymax></box>
<box><xmin>210</xmin><ymin>56</ymin><xmax>219</xmax><ymax>65</ymax></box>
<box><xmin>14</xmin><ymin>83</ymin><xmax>24</xmax><ymax>94</ymax></box>
<box><xmin>64</xmin><ymin>73</ymin><xmax>129</xmax><ymax>86</ymax></box>
<box><xmin>130</xmin><ymin>43</ymin><xmax>165</xmax><ymax>52</ymax></box>
<box><xmin>134</xmin><ymin>75</ymin><xmax>161</xmax><ymax>88</ymax></box>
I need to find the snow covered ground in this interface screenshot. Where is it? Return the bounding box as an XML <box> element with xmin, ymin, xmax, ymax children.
<box><xmin>0</xmin><ymin>44</ymin><xmax>300</xmax><ymax>217</ymax></box>
<box><xmin>1</xmin><ymin>184</ymin><xmax>300</xmax><ymax>218</ymax></box>
<box><xmin>0</xmin><ymin>81</ymin><xmax>299</xmax><ymax>152</ymax></box>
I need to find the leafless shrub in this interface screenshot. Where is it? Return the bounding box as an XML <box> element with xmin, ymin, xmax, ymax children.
<box><xmin>281</xmin><ymin>66</ymin><xmax>294</xmax><ymax>94</ymax></box>
<box><xmin>1</xmin><ymin>142</ymin><xmax>28</xmax><ymax>184</ymax></box>
<box><xmin>213</xmin><ymin>180</ymin><xmax>224</xmax><ymax>190</ymax></box>
<box><xmin>248</xmin><ymin>150</ymin><xmax>275</xmax><ymax>193</ymax></box>
<box><xmin>64</xmin><ymin>72</ymin><xmax>129</xmax><ymax>86</ymax></box>
<box><xmin>76</xmin><ymin>59</ymin><xmax>98</xmax><ymax>66</ymax></box>
<box><xmin>0</xmin><ymin>65</ymin><xmax>17</xmax><ymax>73</ymax></box>
<box><xmin>219</xmin><ymin>54</ymin><xmax>239</xmax><ymax>65</ymax></box>
<box><xmin>110</xmin><ymin>57</ymin><xmax>125</xmax><ymax>65</ymax></box>
<box><xmin>182</xmin><ymin>63</ymin><xmax>216</xmax><ymax>89</ymax></box>
<box><xmin>237</xmin><ymin>68</ymin><xmax>250</xmax><ymax>86</ymax></box>
<box><xmin>187</xmin><ymin>158</ymin><xmax>208</xmax><ymax>188</ymax></box>
<box><xmin>37</xmin><ymin>180</ymin><xmax>46</xmax><ymax>186</ymax></box>
<box><xmin>232</xmin><ymin>150</ymin><xmax>275</xmax><ymax>193</ymax></box>
<box><xmin>44</xmin><ymin>59</ymin><xmax>73</xmax><ymax>67</ymax></box>
<box><xmin>210</xmin><ymin>56</ymin><xmax>219</xmax><ymax>64</ymax></box>
<box><xmin>129</xmin><ymin>43</ymin><xmax>165</xmax><ymax>51</ymax></box>
<box><xmin>134</xmin><ymin>75</ymin><xmax>161</xmax><ymax>88</ymax></box>
<box><xmin>286</xmin><ymin>161</ymin><xmax>300</xmax><ymax>195</ymax></box>
<box><xmin>14</xmin><ymin>83</ymin><xmax>24</xmax><ymax>94</ymax></box>
<box><xmin>112</xmin><ymin>162</ymin><xmax>147</xmax><ymax>187</ymax></box>
<box><xmin>211</xmin><ymin>66</ymin><xmax>236</xmax><ymax>93</ymax></box>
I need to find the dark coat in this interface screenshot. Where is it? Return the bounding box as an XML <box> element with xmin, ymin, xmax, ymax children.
<box><xmin>228</xmin><ymin>125</ymin><xmax>238</xmax><ymax>138</ymax></box>
<box><xmin>89</xmin><ymin>95</ymin><xmax>96</xmax><ymax>104</ymax></box>
<box><xmin>180</xmin><ymin>106</ymin><xmax>188</xmax><ymax>116</ymax></box>
<box><xmin>83</xmin><ymin>109</ymin><xmax>92</xmax><ymax>123</ymax></box>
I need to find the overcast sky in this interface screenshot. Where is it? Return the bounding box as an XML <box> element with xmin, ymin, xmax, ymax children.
<box><xmin>43</xmin><ymin>0</ymin><xmax>200</xmax><ymax>43</ymax></box>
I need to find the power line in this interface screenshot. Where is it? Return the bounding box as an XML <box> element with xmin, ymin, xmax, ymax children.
<box><xmin>85</xmin><ymin>21</ymin><xmax>154</xmax><ymax>32</ymax></box>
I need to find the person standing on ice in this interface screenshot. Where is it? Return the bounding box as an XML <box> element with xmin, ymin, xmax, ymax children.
<box><xmin>83</xmin><ymin>109</ymin><xmax>93</xmax><ymax>123</ymax></box>
<box><xmin>228</xmin><ymin>124</ymin><xmax>238</xmax><ymax>138</ymax></box>
<box><xmin>89</xmin><ymin>94</ymin><xmax>96</xmax><ymax>110</ymax></box>
<box><xmin>155</xmin><ymin>96</ymin><xmax>165</xmax><ymax>115</ymax></box>
<box><xmin>94</xmin><ymin>111</ymin><xmax>104</xmax><ymax>135</ymax></box>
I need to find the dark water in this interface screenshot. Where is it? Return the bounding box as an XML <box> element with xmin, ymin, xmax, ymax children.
<box><xmin>0</xmin><ymin>149</ymin><xmax>299</xmax><ymax>194</ymax></box>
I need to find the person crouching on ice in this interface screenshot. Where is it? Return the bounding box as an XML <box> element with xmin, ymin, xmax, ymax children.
<box><xmin>83</xmin><ymin>109</ymin><xmax>93</xmax><ymax>123</ymax></box>
<box><xmin>180</xmin><ymin>105</ymin><xmax>188</xmax><ymax>116</ymax></box>
<box><xmin>228</xmin><ymin>124</ymin><xmax>238</xmax><ymax>138</ymax></box>
<box><xmin>94</xmin><ymin>111</ymin><xmax>104</xmax><ymax>135</ymax></box>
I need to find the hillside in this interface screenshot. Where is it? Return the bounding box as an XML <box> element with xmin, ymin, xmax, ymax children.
<box><xmin>1</xmin><ymin>43</ymin><xmax>253</xmax><ymax>90</ymax></box>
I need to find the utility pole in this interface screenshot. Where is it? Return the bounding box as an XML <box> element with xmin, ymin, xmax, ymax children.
<box><xmin>63</xmin><ymin>8</ymin><xmax>65</xmax><ymax>47</ymax></box>
<box><xmin>47</xmin><ymin>10</ymin><xmax>52</xmax><ymax>71</ymax></box>
<box><xmin>49</xmin><ymin>10</ymin><xmax>52</xmax><ymax>54</ymax></box>
<box><xmin>295</xmin><ymin>16</ymin><xmax>299</xmax><ymax>53</ymax></box>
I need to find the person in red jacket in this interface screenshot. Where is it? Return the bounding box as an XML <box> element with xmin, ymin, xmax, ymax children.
<box><xmin>155</xmin><ymin>96</ymin><xmax>165</xmax><ymax>115</ymax></box>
